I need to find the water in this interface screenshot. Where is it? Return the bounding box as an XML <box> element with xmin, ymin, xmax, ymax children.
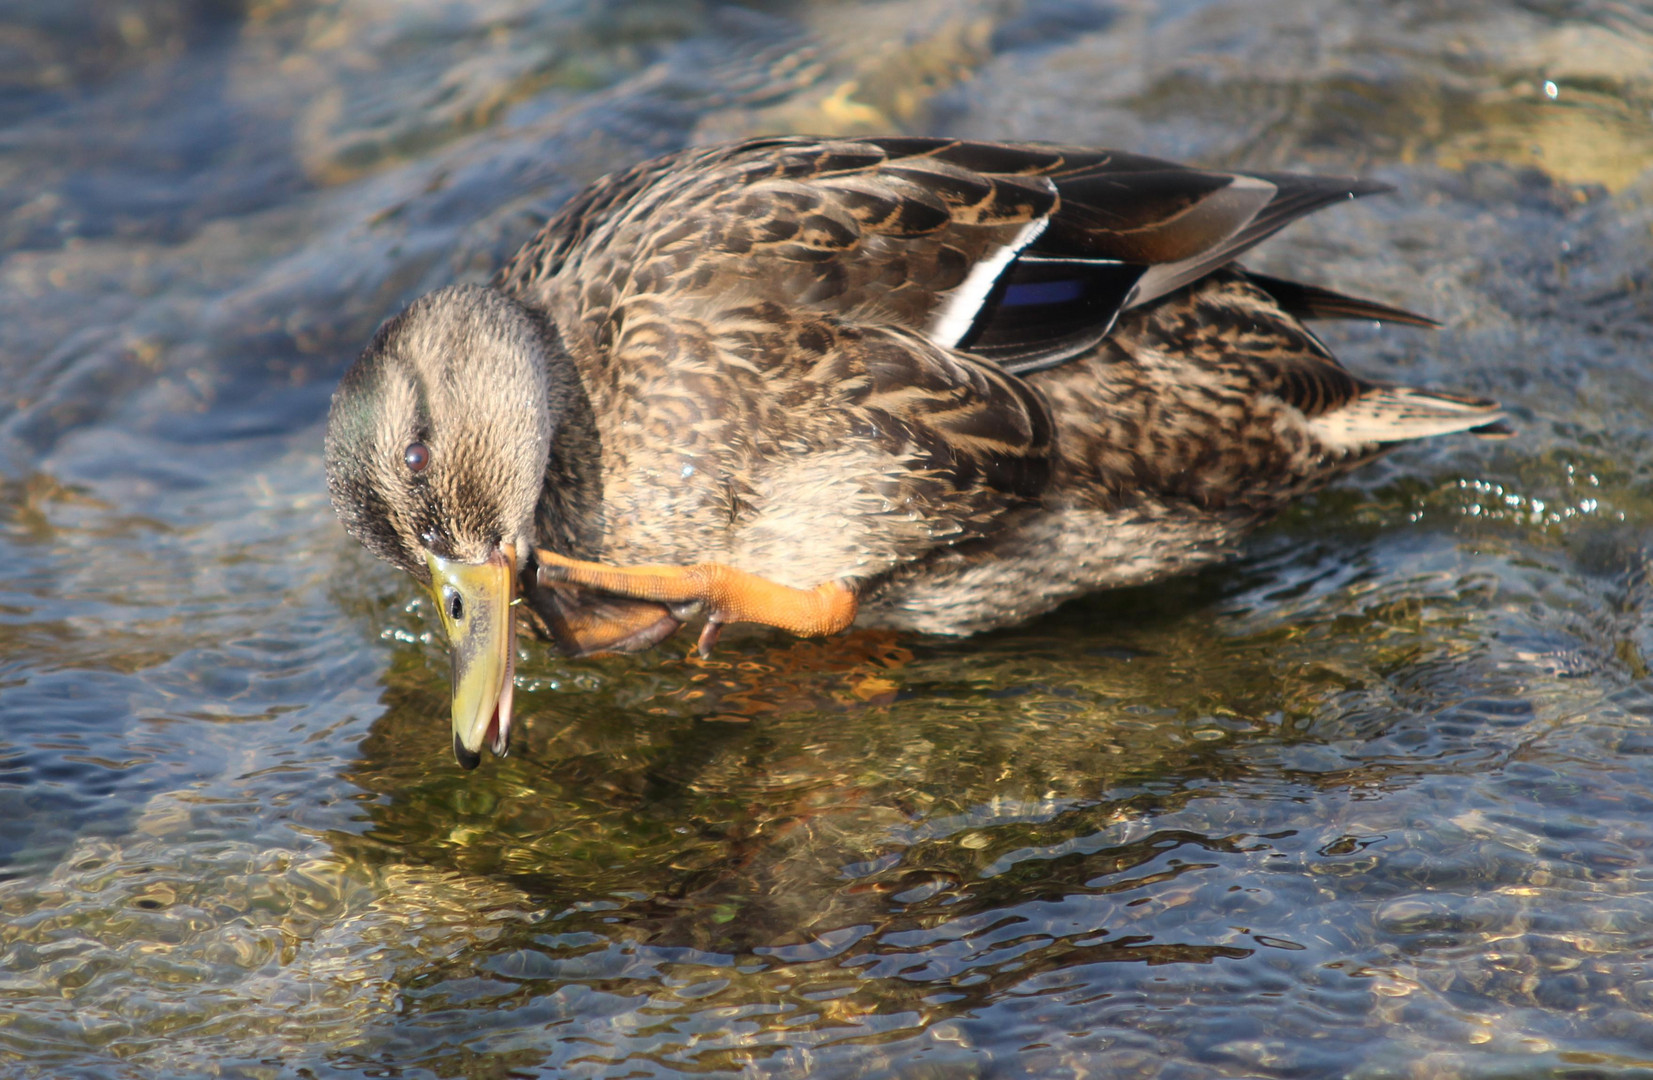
<box><xmin>2</xmin><ymin>0</ymin><xmax>1652</xmax><ymax>1076</ymax></box>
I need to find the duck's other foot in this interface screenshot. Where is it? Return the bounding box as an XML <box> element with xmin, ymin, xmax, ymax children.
<box><xmin>527</xmin><ymin>581</ymin><xmax>684</xmax><ymax>657</ymax></box>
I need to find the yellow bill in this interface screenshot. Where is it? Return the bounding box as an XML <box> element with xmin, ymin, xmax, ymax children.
<box><xmin>427</xmin><ymin>543</ymin><xmax>516</xmax><ymax>769</ymax></box>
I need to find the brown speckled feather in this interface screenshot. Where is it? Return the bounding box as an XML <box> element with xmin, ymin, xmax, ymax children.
<box><xmin>859</xmin><ymin>270</ymin><xmax>1437</xmax><ymax>634</ymax></box>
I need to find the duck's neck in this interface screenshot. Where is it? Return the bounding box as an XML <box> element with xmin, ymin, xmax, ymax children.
<box><xmin>532</xmin><ymin>311</ymin><xmax>607</xmax><ymax>559</ymax></box>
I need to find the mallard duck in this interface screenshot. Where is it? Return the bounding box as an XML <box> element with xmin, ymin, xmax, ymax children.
<box><xmin>325</xmin><ymin>136</ymin><xmax>1505</xmax><ymax>767</ymax></box>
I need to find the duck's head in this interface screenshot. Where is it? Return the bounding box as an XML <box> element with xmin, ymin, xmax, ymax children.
<box><xmin>325</xmin><ymin>284</ymin><xmax>557</xmax><ymax>769</ymax></box>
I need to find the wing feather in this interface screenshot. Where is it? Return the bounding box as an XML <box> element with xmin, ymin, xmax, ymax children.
<box><xmin>503</xmin><ymin>136</ymin><xmax>1406</xmax><ymax>381</ymax></box>
<box><xmin>1247</xmin><ymin>273</ymin><xmax>1440</xmax><ymax>328</ymax></box>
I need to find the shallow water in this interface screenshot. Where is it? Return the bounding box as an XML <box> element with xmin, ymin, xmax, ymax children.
<box><xmin>2</xmin><ymin>0</ymin><xmax>1652</xmax><ymax>1076</ymax></box>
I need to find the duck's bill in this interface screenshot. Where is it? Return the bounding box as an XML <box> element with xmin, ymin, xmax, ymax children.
<box><xmin>427</xmin><ymin>545</ymin><xmax>516</xmax><ymax>770</ymax></box>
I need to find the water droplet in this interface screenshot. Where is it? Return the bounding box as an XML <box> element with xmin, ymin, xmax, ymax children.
<box><xmin>1543</xmin><ymin>80</ymin><xmax>1558</xmax><ymax>100</ymax></box>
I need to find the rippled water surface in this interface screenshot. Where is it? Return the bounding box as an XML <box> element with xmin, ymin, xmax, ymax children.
<box><xmin>3</xmin><ymin>1</ymin><xmax>1653</xmax><ymax>1076</ymax></box>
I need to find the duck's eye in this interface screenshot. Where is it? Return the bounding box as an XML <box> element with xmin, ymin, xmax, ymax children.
<box><xmin>404</xmin><ymin>442</ymin><xmax>430</xmax><ymax>473</ymax></box>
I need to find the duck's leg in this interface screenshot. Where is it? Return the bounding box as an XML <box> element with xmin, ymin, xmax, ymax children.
<box><xmin>534</xmin><ymin>548</ymin><xmax>857</xmax><ymax>657</ymax></box>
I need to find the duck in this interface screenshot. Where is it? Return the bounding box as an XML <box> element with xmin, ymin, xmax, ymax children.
<box><xmin>324</xmin><ymin>135</ymin><xmax>1506</xmax><ymax>768</ymax></box>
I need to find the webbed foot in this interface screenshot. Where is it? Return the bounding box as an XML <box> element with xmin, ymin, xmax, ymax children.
<box><xmin>533</xmin><ymin>549</ymin><xmax>857</xmax><ymax>657</ymax></box>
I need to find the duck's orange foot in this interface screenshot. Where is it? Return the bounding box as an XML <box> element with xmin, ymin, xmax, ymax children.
<box><xmin>533</xmin><ymin>548</ymin><xmax>858</xmax><ymax>657</ymax></box>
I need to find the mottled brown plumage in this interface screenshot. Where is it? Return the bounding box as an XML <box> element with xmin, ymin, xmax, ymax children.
<box><xmin>326</xmin><ymin>135</ymin><xmax>1505</xmax><ymax>765</ymax></box>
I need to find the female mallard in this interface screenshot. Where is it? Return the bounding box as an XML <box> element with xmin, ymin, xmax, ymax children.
<box><xmin>325</xmin><ymin>136</ymin><xmax>1504</xmax><ymax>767</ymax></box>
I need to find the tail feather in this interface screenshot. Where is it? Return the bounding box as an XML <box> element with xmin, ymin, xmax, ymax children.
<box><xmin>1308</xmin><ymin>386</ymin><xmax>1507</xmax><ymax>449</ymax></box>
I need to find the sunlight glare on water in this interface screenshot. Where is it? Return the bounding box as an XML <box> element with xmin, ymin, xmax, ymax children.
<box><xmin>2</xmin><ymin>0</ymin><xmax>1653</xmax><ymax>1076</ymax></box>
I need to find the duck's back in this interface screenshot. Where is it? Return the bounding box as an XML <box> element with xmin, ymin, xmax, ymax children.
<box><xmin>498</xmin><ymin>135</ymin><xmax>1415</xmax><ymax>380</ymax></box>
